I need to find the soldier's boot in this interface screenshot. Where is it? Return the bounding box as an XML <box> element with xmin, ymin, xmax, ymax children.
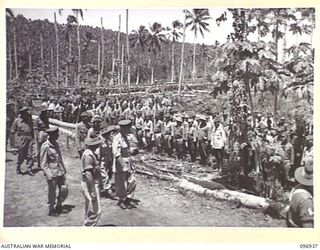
<box><xmin>16</xmin><ymin>165</ymin><xmax>22</xmax><ymax>174</ymax></box>
<box><xmin>26</xmin><ymin>159</ymin><xmax>35</xmax><ymax>176</ymax></box>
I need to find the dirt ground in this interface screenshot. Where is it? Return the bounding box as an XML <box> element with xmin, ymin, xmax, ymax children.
<box><xmin>3</xmin><ymin>137</ymin><xmax>286</xmax><ymax>227</ymax></box>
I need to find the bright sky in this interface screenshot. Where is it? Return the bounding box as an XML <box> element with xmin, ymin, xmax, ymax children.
<box><xmin>12</xmin><ymin>8</ymin><xmax>234</xmax><ymax>45</ymax></box>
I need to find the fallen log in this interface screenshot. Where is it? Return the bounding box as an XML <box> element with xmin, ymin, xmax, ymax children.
<box><xmin>135</xmin><ymin>169</ymin><xmax>180</xmax><ymax>182</ymax></box>
<box><xmin>136</xmin><ymin>168</ymin><xmax>284</xmax><ymax>216</ymax></box>
<box><xmin>177</xmin><ymin>179</ymin><xmax>269</xmax><ymax>209</ymax></box>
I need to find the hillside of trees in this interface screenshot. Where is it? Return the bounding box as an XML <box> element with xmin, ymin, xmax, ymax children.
<box><xmin>6</xmin><ymin>12</ymin><xmax>214</xmax><ymax>88</ymax></box>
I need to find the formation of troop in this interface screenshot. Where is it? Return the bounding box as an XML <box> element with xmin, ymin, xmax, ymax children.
<box><xmin>7</xmin><ymin>92</ymin><xmax>313</xmax><ymax>227</ymax></box>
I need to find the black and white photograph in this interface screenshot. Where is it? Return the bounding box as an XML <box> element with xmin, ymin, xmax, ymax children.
<box><xmin>4</xmin><ymin>8</ymin><xmax>314</xmax><ymax>227</ymax></box>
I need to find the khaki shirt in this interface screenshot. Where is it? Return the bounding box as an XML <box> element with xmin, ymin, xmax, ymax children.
<box><xmin>288</xmin><ymin>186</ymin><xmax>313</xmax><ymax>227</ymax></box>
<box><xmin>40</xmin><ymin>140</ymin><xmax>66</xmax><ymax>180</ymax></box>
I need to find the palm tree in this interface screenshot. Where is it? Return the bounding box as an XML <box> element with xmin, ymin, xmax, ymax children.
<box><xmin>186</xmin><ymin>9</ymin><xmax>211</xmax><ymax>81</ymax></box>
<box><xmin>146</xmin><ymin>22</ymin><xmax>166</xmax><ymax>85</ymax></box>
<box><xmin>130</xmin><ymin>25</ymin><xmax>148</xmax><ymax>84</ymax></box>
<box><xmin>6</xmin><ymin>8</ymin><xmax>16</xmax><ymax>80</ymax></box>
<box><xmin>71</xmin><ymin>9</ymin><xmax>84</xmax><ymax>85</ymax></box>
<box><xmin>167</xmin><ymin>20</ymin><xmax>183</xmax><ymax>82</ymax></box>
<box><xmin>178</xmin><ymin>10</ymin><xmax>187</xmax><ymax>96</ymax></box>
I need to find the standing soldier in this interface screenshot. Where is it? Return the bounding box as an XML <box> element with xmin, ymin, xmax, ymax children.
<box><xmin>81</xmin><ymin>134</ymin><xmax>103</xmax><ymax>226</ymax></box>
<box><xmin>163</xmin><ymin>113</ymin><xmax>174</xmax><ymax>157</ymax></box>
<box><xmin>112</xmin><ymin>120</ymin><xmax>137</xmax><ymax>209</ymax></box>
<box><xmin>34</xmin><ymin>107</ymin><xmax>50</xmax><ymax>168</ymax></box>
<box><xmin>211</xmin><ymin>118</ymin><xmax>227</xmax><ymax>171</ymax></box>
<box><xmin>76</xmin><ymin>111</ymin><xmax>92</xmax><ymax>158</ymax></box>
<box><xmin>144</xmin><ymin>114</ymin><xmax>154</xmax><ymax>151</ymax></box>
<box><xmin>187</xmin><ymin>116</ymin><xmax>197</xmax><ymax>162</ymax></box>
<box><xmin>40</xmin><ymin>126</ymin><xmax>67</xmax><ymax>216</ymax></box>
<box><xmin>100</xmin><ymin>125</ymin><xmax>118</xmax><ymax>198</ymax></box>
<box><xmin>135</xmin><ymin>111</ymin><xmax>144</xmax><ymax>148</ymax></box>
<box><xmin>197</xmin><ymin>115</ymin><xmax>209</xmax><ymax>166</ymax></box>
<box><xmin>154</xmin><ymin>112</ymin><xmax>164</xmax><ymax>154</ymax></box>
<box><xmin>10</xmin><ymin>107</ymin><xmax>35</xmax><ymax>175</ymax></box>
<box><xmin>174</xmin><ymin>116</ymin><xmax>184</xmax><ymax>159</ymax></box>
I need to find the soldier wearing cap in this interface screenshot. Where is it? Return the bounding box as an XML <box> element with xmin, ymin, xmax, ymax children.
<box><xmin>112</xmin><ymin>119</ymin><xmax>137</xmax><ymax>209</ymax></box>
<box><xmin>34</xmin><ymin>106</ymin><xmax>50</xmax><ymax>168</ymax></box>
<box><xmin>187</xmin><ymin>116</ymin><xmax>197</xmax><ymax>162</ymax></box>
<box><xmin>100</xmin><ymin>125</ymin><xmax>118</xmax><ymax>198</ymax></box>
<box><xmin>197</xmin><ymin>115</ymin><xmax>209</xmax><ymax>165</ymax></box>
<box><xmin>154</xmin><ymin>112</ymin><xmax>164</xmax><ymax>154</ymax></box>
<box><xmin>81</xmin><ymin>134</ymin><xmax>103</xmax><ymax>226</ymax></box>
<box><xmin>76</xmin><ymin>111</ymin><xmax>92</xmax><ymax>158</ymax></box>
<box><xmin>286</xmin><ymin>159</ymin><xmax>313</xmax><ymax>227</ymax></box>
<box><xmin>135</xmin><ymin>110</ymin><xmax>144</xmax><ymax>148</ymax></box>
<box><xmin>10</xmin><ymin>107</ymin><xmax>35</xmax><ymax>175</ymax></box>
<box><xmin>40</xmin><ymin>126</ymin><xmax>67</xmax><ymax>216</ymax></box>
<box><xmin>163</xmin><ymin>113</ymin><xmax>174</xmax><ymax>157</ymax></box>
<box><xmin>210</xmin><ymin>117</ymin><xmax>227</xmax><ymax>171</ymax></box>
<box><xmin>174</xmin><ymin>116</ymin><xmax>184</xmax><ymax>160</ymax></box>
<box><xmin>144</xmin><ymin>114</ymin><xmax>154</xmax><ymax>151</ymax></box>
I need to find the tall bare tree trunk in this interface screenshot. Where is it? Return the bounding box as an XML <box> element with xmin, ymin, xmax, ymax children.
<box><xmin>171</xmin><ymin>41</ymin><xmax>175</xmax><ymax>82</ymax></box>
<box><xmin>121</xmin><ymin>44</ymin><xmax>124</xmax><ymax>87</ymax></box>
<box><xmin>66</xmin><ymin>31</ymin><xmax>72</xmax><ymax>85</ymax></box>
<box><xmin>192</xmin><ymin>36</ymin><xmax>196</xmax><ymax>81</ymax></box>
<box><xmin>274</xmin><ymin>12</ymin><xmax>279</xmax><ymax>121</ymax></box>
<box><xmin>126</xmin><ymin>9</ymin><xmax>130</xmax><ymax>94</ymax></box>
<box><xmin>118</xmin><ymin>14</ymin><xmax>121</xmax><ymax>94</ymax></box>
<box><xmin>28</xmin><ymin>37</ymin><xmax>32</xmax><ymax>73</ymax></box>
<box><xmin>54</xmin><ymin>12</ymin><xmax>59</xmax><ymax>87</ymax></box>
<box><xmin>136</xmin><ymin>64</ymin><xmax>140</xmax><ymax>85</ymax></box>
<box><xmin>8</xmin><ymin>41</ymin><xmax>12</xmax><ymax>80</ymax></box>
<box><xmin>50</xmin><ymin>45</ymin><xmax>54</xmax><ymax>77</ymax></box>
<box><xmin>110</xmin><ymin>49</ymin><xmax>115</xmax><ymax>86</ymax></box>
<box><xmin>178</xmin><ymin>11</ymin><xmax>187</xmax><ymax>97</ymax></box>
<box><xmin>40</xmin><ymin>33</ymin><xmax>43</xmax><ymax>75</ymax></box>
<box><xmin>13</xmin><ymin>26</ymin><xmax>18</xmax><ymax>78</ymax></box>
<box><xmin>282</xmin><ymin>22</ymin><xmax>287</xmax><ymax>63</ymax></box>
<box><xmin>97</xmin><ymin>40</ymin><xmax>101</xmax><ymax>85</ymax></box>
<box><xmin>151</xmin><ymin>67</ymin><xmax>154</xmax><ymax>85</ymax></box>
<box><xmin>100</xmin><ymin>17</ymin><xmax>105</xmax><ymax>85</ymax></box>
<box><xmin>76</xmin><ymin>12</ymin><xmax>81</xmax><ymax>85</ymax></box>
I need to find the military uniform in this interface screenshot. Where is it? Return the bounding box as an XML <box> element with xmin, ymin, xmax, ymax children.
<box><xmin>10</xmin><ymin>109</ymin><xmax>34</xmax><ymax>174</ymax></box>
<box><xmin>81</xmin><ymin>147</ymin><xmax>101</xmax><ymax>226</ymax></box>
<box><xmin>34</xmin><ymin>113</ymin><xmax>49</xmax><ymax>168</ymax></box>
<box><xmin>41</xmin><ymin>132</ymin><xmax>66</xmax><ymax>215</ymax></box>
<box><xmin>76</xmin><ymin>113</ymin><xmax>91</xmax><ymax>157</ymax></box>
<box><xmin>154</xmin><ymin>118</ymin><xmax>164</xmax><ymax>154</ymax></box>
<box><xmin>287</xmin><ymin>185</ymin><xmax>313</xmax><ymax>227</ymax></box>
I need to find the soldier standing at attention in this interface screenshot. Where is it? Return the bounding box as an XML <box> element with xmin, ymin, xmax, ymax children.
<box><xmin>187</xmin><ymin>116</ymin><xmax>197</xmax><ymax>162</ymax></box>
<box><xmin>100</xmin><ymin>125</ymin><xmax>118</xmax><ymax>198</ymax></box>
<box><xmin>197</xmin><ymin>115</ymin><xmax>209</xmax><ymax>166</ymax></box>
<box><xmin>112</xmin><ymin>119</ymin><xmax>137</xmax><ymax>209</ymax></box>
<box><xmin>211</xmin><ymin>118</ymin><xmax>227</xmax><ymax>172</ymax></box>
<box><xmin>40</xmin><ymin>126</ymin><xmax>67</xmax><ymax>216</ymax></box>
<box><xmin>144</xmin><ymin>114</ymin><xmax>154</xmax><ymax>151</ymax></box>
<box><xmin>76</xmin><ymin>111</ymin><xmax>92</xmax><ymax>158</ymax></box>
<box><xmin>135</xmin><ymin>111</ymin><xmax>144</xmax><ymax>148</ymax></box>
<box><xmin>81</xmin><ymin>135</ymin><xmax>103</xmax><ymax>226</ymax></box>
<box><xmin>174</xmin><ymin>116</ymin><xmax>184</xmax><ymax>160</ymax></box>
<box><xmin>154</xmin><ymin>112</ymin><xmax>164</xmax><ymax>154</ymax></box>
<box><xmin>10</xmin><ymin>107</ymin><xmax>35</xmax><ymax>175</ymax></box>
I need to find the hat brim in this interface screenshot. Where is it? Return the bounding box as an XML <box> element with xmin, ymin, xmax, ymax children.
<box><xmin>295</xmin><ymin>167</ymin><xmax>313</xmax><ymax>186</ymax></box>
<box><xmin>85</xmin><ymin>139</ymin><xmax>102</xmax><ymax>146</ymax></box>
